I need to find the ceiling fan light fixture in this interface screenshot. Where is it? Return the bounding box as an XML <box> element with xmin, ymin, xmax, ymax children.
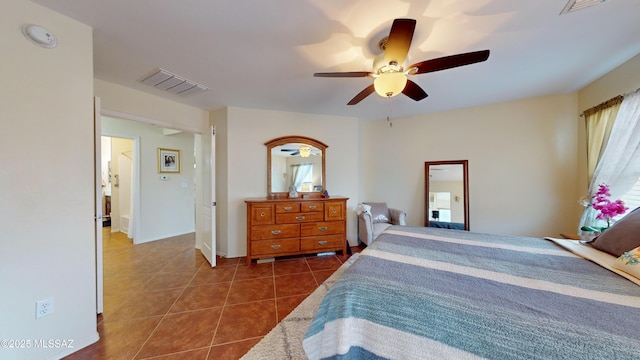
<box><xmin>374</xmin><ymin>72</ymin><xmax>407</xmax><ymax>98</ymax></box>
<box><xmin>299</xmin><ymin>145</ymin><xmax>311</xmax><ymax>158</ymax></box>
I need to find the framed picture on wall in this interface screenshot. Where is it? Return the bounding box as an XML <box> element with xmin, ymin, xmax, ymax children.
<box><xmin>158</xmin><ymin>148</ymin><xmax>181</xmax><ymax>173</ymax></box>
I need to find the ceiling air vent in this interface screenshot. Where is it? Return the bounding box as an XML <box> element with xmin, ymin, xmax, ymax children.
<box><xmin>139</xmin><ymin>68</ymin><xmax>208</xmax><ymax>96</ymax></box>
<box><xmin>560</xmin><ymin>0</ymin><xmax>607</xmax><ymax>15</ymax></box>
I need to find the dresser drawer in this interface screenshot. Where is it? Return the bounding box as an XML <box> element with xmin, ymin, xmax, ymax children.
<box><xmin>300</xmin><ymin>221</ymin><xmax>345</xmax><ymax>236</ymax></box>
<box><xmin>251</xmin><ymin>238</ymin><xmax>300</xmax><ymax>256</ymax></box>
<box><xmin>250</xmin><ymin>204</ymin><xmax>274</xmax><ymax>225</ymax></box>
<box><xmin>301</xmin><ymin>234</ymin><xmax>345</xmax><ymax>252</ymax></box>
<box><xmin>245</xmin><ymin>197</ymin><xmax>349</xmax><ymax>265</ymax></box>
<box><xmin>325</xmin><ymin>201</ymin><xmax>345</xmax><ymax>221</ymax></box>
<box><xmin>276</xmin><ymin>202</ymin><xmax>301</xmax><ymax>213</ymax></box>
<box><xmin>276</xmin><ymin>211</ymin><xmax>324</xmax><ymax>224</ymax></box>
<box><xmin>251</xmin><ymin>224</ymin><xmax>300</xmax><ymax>240</ymax></box>
<box><xmin>301</xmin><ymin>202</ymin><xmax>324</xmax><ymax>212</ymax></box>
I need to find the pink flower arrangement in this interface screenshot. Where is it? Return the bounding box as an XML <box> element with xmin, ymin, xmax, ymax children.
<box><xmin>591</xmin><ymin>184</ymin><xmax>628</xmax><ymax>227</ymax></box>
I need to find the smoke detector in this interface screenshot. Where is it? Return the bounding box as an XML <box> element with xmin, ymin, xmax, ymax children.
<box><xmin>22</xmin><ymin>24</ymin><xmax>57</xmax><ymax>48</ymax></box>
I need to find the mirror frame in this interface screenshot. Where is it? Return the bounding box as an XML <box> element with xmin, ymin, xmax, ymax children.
<box><xmin>424</xmin><ymin>160</ymin><xmax>469</xmax><ymax>231</ymax></box>
<box><xmin>266</xmin><ymin>135</ymin><xmax>328</xmax><ymax>198</ymax></box>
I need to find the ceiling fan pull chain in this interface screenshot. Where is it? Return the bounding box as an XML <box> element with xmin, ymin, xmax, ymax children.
<box><xmin>387</xmin><ymin>98</ymin><xmax>393</xmax><ymax>128</ymax></box>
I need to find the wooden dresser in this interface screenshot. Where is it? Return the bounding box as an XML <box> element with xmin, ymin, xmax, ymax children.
<box><xmin>245</xmin><ymin>197</ymin><xmax>348</xmax><ymax>265</ymax></box>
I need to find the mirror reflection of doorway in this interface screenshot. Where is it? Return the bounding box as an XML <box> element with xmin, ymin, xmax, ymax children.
<box><xmin>101</xmin><ymin>136</ymin><xmax>134</xmax><ymax>238</ymax></box>
<box><xmin>429</xmin><ymin>192</ymin><xmax>452</xmax><ymax>222</ymax></box>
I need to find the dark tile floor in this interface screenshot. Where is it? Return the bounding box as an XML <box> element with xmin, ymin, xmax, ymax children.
<box><xmin>64</xmin><ymin>228</ymin><xmax>359</xmax><ymax>360</ymax></box>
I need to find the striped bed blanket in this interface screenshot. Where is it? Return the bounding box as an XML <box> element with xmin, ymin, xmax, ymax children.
<box><xmin>302</xmin><ymin>226</ymin><xmax>640</xmax><ymax>359</ymax></box>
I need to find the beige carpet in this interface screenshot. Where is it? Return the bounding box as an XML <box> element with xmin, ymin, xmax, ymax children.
<box><xmin>241</xmin><ymin>254</ymin><xmax>358</xmax><ymax>360</ymax></box>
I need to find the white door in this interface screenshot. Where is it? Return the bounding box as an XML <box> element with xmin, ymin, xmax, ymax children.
<box><xmin>93</xmin><ymin>97</ymin><xmax>104</xmax><ymax>314</ymax></box>
<box><xmin>200</xmin><ymin>125</ymin><xmax>216</xmax><ymax>266</ymax></box>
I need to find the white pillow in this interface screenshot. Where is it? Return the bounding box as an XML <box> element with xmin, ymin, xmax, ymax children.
<box><xmin>612</xmin><ymin>246</ymin><xmax>640</xmax><ymax>280</ymax></box>
<box><xmin>356</xmin><ymin>203</ymin><xmax>371</xmax><ymax>215</ymax></box>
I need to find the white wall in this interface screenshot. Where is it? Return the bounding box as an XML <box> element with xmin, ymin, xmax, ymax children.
<box><xmin>212</xmin><ymin>107</ymin><xmax>359</xmax><ymax>257</ymax></box>
<box><xmin>0</xmin><ymin>0</ymin><xmax>98</xmax><ymax>358</ymax></box>
<box><xmin>102</xmin><ymin>117</ymin><xmax>196</xmax><ymax>243</ymax></box>
<box><xmin>361</xmin><ymin>93</ymin><xmax>580</xmax><ymax>238</ymax></box>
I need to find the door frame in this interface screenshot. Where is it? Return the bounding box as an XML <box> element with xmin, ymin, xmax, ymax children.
<box><xmin>94</xmin><ymin>98</ymin><xmax>103</xmax><ymax>314</ymax></box>
<box><xmin>94</xmin><ymin>107</ymin><xmax>215</xmax><ymax>312</ymax></box>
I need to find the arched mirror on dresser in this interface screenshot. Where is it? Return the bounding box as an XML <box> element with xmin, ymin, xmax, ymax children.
<box><xmin>245</xmin><ymin>136</ymin><xmax>347</xmax><ymax>265</ymax></box>
<box><xmin>425</xmin><ymin>160</ymin><xmax>469</xmax><ymax>230</ymax></box>
<box><xmin>266</xmin><ymin>135</ymin><xmax>327</xmax><ymax>198</ymax></box>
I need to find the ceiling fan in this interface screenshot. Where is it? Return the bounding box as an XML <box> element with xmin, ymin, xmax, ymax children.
<box><xmin>280</xmin><ymin>145</ymin><xmax>317</xmax><ymax>157</ymax></box>
<box><xmin>314</xmin><ymin>18</ymin><xmax>490</xmax><ymax>105</ymax></box>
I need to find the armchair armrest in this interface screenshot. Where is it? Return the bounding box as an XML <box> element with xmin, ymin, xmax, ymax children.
<box><xmin>358</xmin><ymin>212</ymin><xmax>374</xmax><ymax>245</ymax></box>
<box><xmin>389</xmin><ymin>208</ymin><xmax>407</xmax><ymax>226</ymax></box>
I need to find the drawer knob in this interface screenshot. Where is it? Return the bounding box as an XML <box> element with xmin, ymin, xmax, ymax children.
<box><xmin>332</xmin><ymin>209</ymin><xmax>337</xmax><ymax>213</ymax></box>
<box><xmin>271</xmin><ymin>244</ymin><xmax>281</xmax><ymax>249</ymax></box>
<box><xmin>260</xmin><ymin>212</ymin><xmax>265</xmax><ymax>217</ymax></box>
<box><xmin>271</xmin><ymin>230</ymin><xmax>281</xmax><ymax>235</ymax></box>
<box><xmin>308</xmin><ymin>205</ymin><xmax>316</xmax><ymax>209</ymax></box>
<box><xmin>318</xmin><ymin>240</ymin><xmax>328</xmax><ymax>245</ymax></box>
<box><xmin>296</xmin><ymin>216</ymin><xmax>305</xmax><ymax>221</ymax></box>
<box><xmin>318</xmin><ymin>226</ymin><xmax>328</xmax><ymax>231</ymax></box>
<box><xmin>284</xmin><ymin>206</ymin><xmax>292</xmax><ymax>211</ymax></box>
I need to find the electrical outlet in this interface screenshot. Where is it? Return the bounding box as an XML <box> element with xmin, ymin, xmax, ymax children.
<box><xmin>36</xmin><ymin>298</ymin><xmax>54</xmax><ymax>319</ymax></box>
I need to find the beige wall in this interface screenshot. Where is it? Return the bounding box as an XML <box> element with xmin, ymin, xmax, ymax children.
<box><xmin>362</xmin><ymin>93</ymin><xmax>580</xmax><ymax>237</ymax></box>
<box><xmin>3</xmin><ymin>1</ymin><xmax>638</xmax><ymax>357</ymax></box>
<box><xmin>212</xmin><ymin>107</ymin><xmax>360</xmax><ymax>256</ymax></box>
<box><xmin>95</xmin><ymin>79</ymin><xmax>209</xmax><ymax>133</ymax></box>
<box><xmin>579</xmin><ymin>53</ymin><xmax>640</xmax><ymax>112</ymax></box>
<box><xmin>0</xmin><ymin>0</ymin><xmax>98</xmax><ymax>358</ymax></box>
<box><xmin>362</xmin><ymin>50</ymin><xmax>640</xmax><ymax>238</ymax></box>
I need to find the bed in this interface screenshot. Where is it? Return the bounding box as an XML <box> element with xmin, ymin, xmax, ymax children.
<box><xmin>303</xmin><ymin>225</ymin><xmax>640</xmax><ymax>359</ymax></box>
<box><xmin>428</xmin><ymin>221</ymin><xmax>465</xmax><ymax>230</ymax></box>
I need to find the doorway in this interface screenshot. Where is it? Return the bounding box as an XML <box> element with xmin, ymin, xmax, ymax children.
<box><xmin>95</xmin><ymin>111</ymin><xmax>216</xmax><ymax>315</ymax></box>
<box><xmin>101</xmin><ymin>136</ymin><xmax>136</xmax><ymax>238</ymax></box>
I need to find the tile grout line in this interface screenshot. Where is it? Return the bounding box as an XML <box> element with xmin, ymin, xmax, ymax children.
<box><xmin>272</xmin><ymin>261</ymin><xmax>278</xmax><ymax>324</ymax></box>
<box><xmin>130</xmin><ymin>249</ymin><xmax>208</xmax><ymax>360</ymax></box>
<box><xmin>207</xmin><ymin>257</ymin><xmax>240</xmax><ymax>354</ymax></box>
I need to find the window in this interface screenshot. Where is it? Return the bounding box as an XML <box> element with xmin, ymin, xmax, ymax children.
<box><xmin>291</xmin><ymin>164</ymin><xmax>313</xmax><ymax>191</ymax></box>
<box><xmin>620</xmin><ymin>177</ymin><xmax>640</xmax><ymax>213</ymax></box>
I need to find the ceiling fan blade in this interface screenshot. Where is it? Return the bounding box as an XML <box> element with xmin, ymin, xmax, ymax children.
<box><xmin>347</xmin><ymin>84</ymin><xmax>376</xmax><ymax>105</ymax></box>
<box><xmin>314</xmin><ymin>72</ymin><xmax>372</xmax><ymax>78</ymax></box>
<box><xmin>409</xmin><ymin>50</ymin><xmax>490</xmax><ymax>75</ymax></box>
<box><xmin>402</xmin><ymin>80</ymin><xmax>428</xmax><ymax>101</ymax></box>
<box><xmin>384</xmin><ymin>18</ymin><xmax>416</xmax><ymax>66</ymax></box>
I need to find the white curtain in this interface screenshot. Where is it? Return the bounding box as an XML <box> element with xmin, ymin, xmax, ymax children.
<box><xmin>291</xmin><ymin>164</ymin><xmax>312</xmax><ymax>190</ymax></box>
<box><xmin>579</xmin><ymin>89</ymin><xmax>640</xmax><ymax>231</ymax></box>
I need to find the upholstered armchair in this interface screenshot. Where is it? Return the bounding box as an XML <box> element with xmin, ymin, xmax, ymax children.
<box><xmin>357</xmin><ymin>202</ymin><xmax>407</xmax><ymax>245</ymax></box>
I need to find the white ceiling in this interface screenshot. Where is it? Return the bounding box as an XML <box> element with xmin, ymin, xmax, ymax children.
<box><xmin>33</xmin><ymin>0</ymin><xmax>640</xmax><ymax>121</ymax></box>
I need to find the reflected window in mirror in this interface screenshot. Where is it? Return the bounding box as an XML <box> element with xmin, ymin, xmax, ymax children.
<box><xmin>425</xmin><ymin>160</ymin><xmax>469</xmax><ymax>231</ymax></box>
